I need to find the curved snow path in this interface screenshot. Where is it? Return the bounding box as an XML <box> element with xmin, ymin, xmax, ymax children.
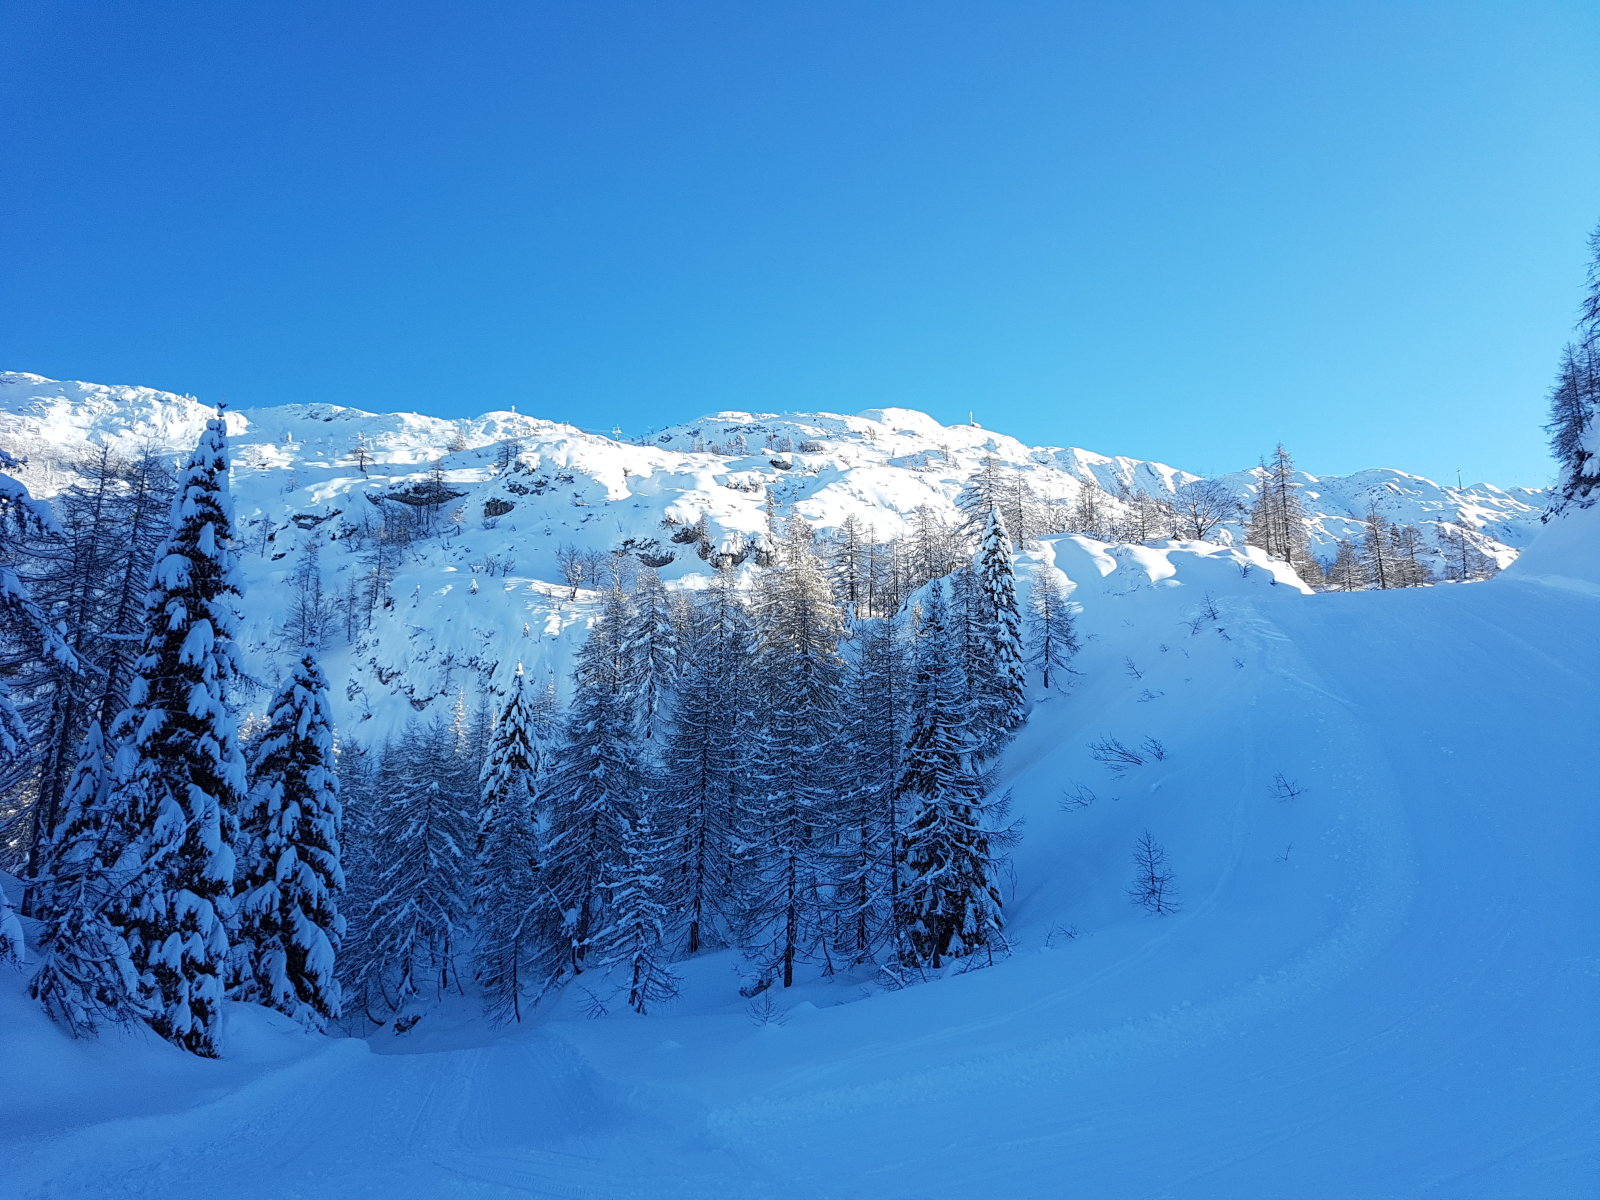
<box><xmin>6</xmin><ymin>572</ymin><xmax>1597</xmax><ymax>1198</ymax></box>
<box><xmin>683</xmin><ymin>580</ymin><xmax>1598</xmax><ymax>1199</ymax></box>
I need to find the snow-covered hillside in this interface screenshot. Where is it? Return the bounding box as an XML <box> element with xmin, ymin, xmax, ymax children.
<box><xmin>4</xmin><ymin>517</ymin><xmax>1595</xmax><ymax>1198</ymax></box>
<box><xmin>1</xmin><ymin>372</ymin><xmax>1544</xmax><ymax>558</ymax></box>
<box><xmin>0</xmin><ymin>371</ymin><xmax>1547</xmax><ymax>738</ymax></box>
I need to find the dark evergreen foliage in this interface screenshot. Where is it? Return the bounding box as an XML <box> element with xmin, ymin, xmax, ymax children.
<box><xmin>234</xmin><ymin>653</ymin><xmax>345</xmax><ymax>1031</ymax></box>
<box><xmin>898</xmin><ymin>584</ymin><xmax>1008</xmax><ymax>968</ymax></box>
<box><xmin>95</xmin><ymin>414</ymin><xmax>246</xmax><ymax>1057</ymax></box>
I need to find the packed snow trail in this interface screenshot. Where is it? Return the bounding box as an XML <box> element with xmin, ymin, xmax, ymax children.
<box><xmin>5</xmin><ymin>547</ymin><xmax>1596</xmax><ymax>1199</ymax></box>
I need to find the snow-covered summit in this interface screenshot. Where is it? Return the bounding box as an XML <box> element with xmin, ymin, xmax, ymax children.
<box><xmin>0</xmin><ymin>371</ymin><xmax>1544</xmax><ymax>559</ymax></box>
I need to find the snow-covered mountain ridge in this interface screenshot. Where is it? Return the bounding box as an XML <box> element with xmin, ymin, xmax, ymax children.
<box><xmin>0</xmin><ymin>370</ymin><xmax>1548</xmax><ymax>737</ymax></box>
<box><xmin>0</xmin><ymin>370</ymin><xmax>1545</xmax><ymax>558</ymax></box>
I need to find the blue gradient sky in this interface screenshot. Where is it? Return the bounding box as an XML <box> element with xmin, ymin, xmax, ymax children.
<box><xmin>3</xmin><ymin>1</ymin><xmax>1597</xmax><ymax>486</ymax></box>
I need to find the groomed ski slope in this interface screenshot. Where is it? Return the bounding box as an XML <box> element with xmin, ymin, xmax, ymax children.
<box><xmin>5</xmin><ymin>531</ymin><xmax>1597</xmax><ymax>1200</ymax></box>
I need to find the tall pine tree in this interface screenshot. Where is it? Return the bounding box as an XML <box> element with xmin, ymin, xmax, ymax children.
<box><xmin>898</xmin><ymin>583</ymin><xmax>1008</xmax><ymax>969</ymax></box>
<box><xmin>473</xmin><ymin>665</ymin><xmax>557</xmax><ymax>1023</ymax></box>
<box><xmin>656</xmin><ymin>572</ymin><xmax>753</xmax><ymax>955</ymax></box>
<box><xmin>830</xmin><ymin>609</ymin><xmax>913</xmax><ymax>966</ymax></box>
<box><xmin>966</xmin><ymin>508</ymin><xmax>1027</xmax><ymax>759</ymax></box>
<box><xmin>622</xmin><ymin>567</ymin><xmax>677</xmax><ymax>740</ymax></box>
<box><xmin>738</xmin><ymin>519</ymin><xmax>846</xmax><ymax>988</ymax></box>
<box><xmin>348</xmin><ymin>719</ymin><xmax>474</xmax><ymax>1018</ymax></box>
<box><xmin>543</xmin><ymin>590</ymin><xmax>645</xmax><ymax>974</ymax></box>
<box><xmin>589</xmin><ymin>813</ymin><xmax>678</xmax><ymax>1014</ymax></box>
<box><xmin>96</xmin><ymin>413</ymin><xmax>246</xmax><ymax>1057</ymax></box>
<box><xmin>0</xmin><ymin>446</ymin><xmax>80</xmax><ymax>793</ymax></box>
<box><xmin>1545</xmin><ymin>224</ymin><xmax>1600</xmax><ymax>515</ymax></box>
<box><xmin>1361</xmin><ymin>508</ymin><xmax>1403</xmax><ymax>590</ymax></box>
<box><xmin>15</xmin><ymin>449</ymin><xmax>174</xmax><ymax>898</ymax></box>
<box><xmin>1026</xmin><ymin>564</ymin><xmax>1080</xmax><ymax>689</ymax></box>
<box><xmin>1246</xmin><ymin>445</ymin><xmax>1319</xmax><ymax>583</ymax></box>
<box><xmin>234</xmin><ymin>653</ymin><xmax>345</xmax><ymax>1031</ymax></box>
<box><xmin>1325</xmin><ymin>539</ymin><xmax>1368</xmax><ymax>591</ymax></box>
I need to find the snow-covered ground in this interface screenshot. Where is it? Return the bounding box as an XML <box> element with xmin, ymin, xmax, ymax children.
<box><xmin>5</xmin><ymin>503</ymin><xmax>1595</xmax><ymax>1198</ymax></box>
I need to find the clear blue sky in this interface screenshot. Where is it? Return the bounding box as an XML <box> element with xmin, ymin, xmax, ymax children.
<box><xmin>3</xmin><ymin>2</ymin><xmax>1597</xmax><ymax>486</ymax></box>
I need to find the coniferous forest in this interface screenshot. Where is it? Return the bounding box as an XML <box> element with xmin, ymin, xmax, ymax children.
<box><xmin>2</xmin><ymin>4</ymin><xmax>1598</xmax><ymax>1185</ymax></box>
<box><xmin>3</xmin><ymin>214</ymin><xmax>1598</xmax><ymax>1051</ymax></box>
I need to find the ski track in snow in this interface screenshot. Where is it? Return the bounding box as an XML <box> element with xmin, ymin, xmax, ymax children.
<box><xmin>5</xmin><ymin>529</ymin><xmax>1597</xmax><ymax>1196</ymax></box>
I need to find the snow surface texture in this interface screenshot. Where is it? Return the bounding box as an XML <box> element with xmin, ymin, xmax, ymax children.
<box><xmin>0</xmin><ymin>372</ymin><xmax>1546</xmax><ymax>744</ymax></box>
<box><xmin>5</xmin><ymin>502</ymin><xmax>1598</xmax><ymax>1198</ymax></box>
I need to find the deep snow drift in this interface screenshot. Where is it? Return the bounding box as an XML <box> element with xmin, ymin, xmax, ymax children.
<box><xmin>4</xmin><ymin>507</ymin><xmax>1596</xmax><ymax>1198</ymax></box>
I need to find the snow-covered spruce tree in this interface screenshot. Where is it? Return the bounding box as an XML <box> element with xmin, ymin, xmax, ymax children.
<box><xmin>331</xmin><ymin>738</ymin><xmax>383</xmax><ymax>1023</ymax></box>
<box><xmin>738</xmin><ymin>518</ymin><xmax>846</xmax><ymax>989</ymax></box>
<box><xmin>898</xmin><ymin>582</ymin><xmax>1008</xmax><ymax>969</ymax></box>
<box><xmin>965</xmin><ymin>508</ymin><xmax>1027</xmax><ymax>760</ymax></box>
<box><xmin>589</xmin><ymin>813</ymin><xmax>678</xmax><ymax>1014</ymax></box>
<box><xmin>233</xmin><ymin>653</ymin><xmax>345</xmax><ymax>1031</ymax></box>
<box><xmin>949</xmin><ymin>560</ymin><xmax>982</xmax><ymax>700</ymax></box>
<box><xmin>474</xmin><ymin>666</ymin><xmax>541</xmax><ymax>856</ymax></box>
<box><xmin>1245</xmin><ymin>489</ymin><xmax>1274</xmax><ymax>558</ymax></box>
<box><xmin>1546</xmin><ymin>342</ymin><xmax>1600</xmax><ymax>514</ymax></box>
<box><xmin>526</xmin><ymin>678</ymin><xmax>561</xmax><ymax>784</ymax></box>
<box><xmin>446</xmin><ymin>689</ymin><xmax>482</xmax><ymax>781</ymax></box>
<box><xmin>1545</xmin><ymin>224</ymin><xmax>1600</xmax><ymax>516</ymax></box>
<box><xmin>830</xmin><ymin>609</ymin><xmax>914</xmax><ymax>966</ymax></box>
<box><xmin>623</xmin><ymin>566</ymin><xmax>677</xmax><ymax>740</ymax></box>
<box><xmin>1026</xmin><ymin>564</ymin><xmax>1079</xmax><ymax>689</ymax></box>
<box><xmin>96</xmin><ymin>413</ymin><xmax>246</xmax><ymax>1058</ymax></box>
<box><xmin>656</xmin><ymin>571</ymin><xmax>754</xmax><ymax>955</ymax></box>
<box><xmin>473</xmin><ymin>666</ymin><xmax>557</xmax><ymax>1023</ymax></box>
<box><xmin>543</xmin><ymin>587</ymin><xmax>644</xmax><ymax>975</ymax></box>
<box><xmin>350</xmin><ymin>718</ymin><xmax>475</xmax><ymax>1018</ymax></box>
<box><xmin>28</xmin><ymin>721</ymin><xmax>146</xmax><ymax>1034</ymax></box>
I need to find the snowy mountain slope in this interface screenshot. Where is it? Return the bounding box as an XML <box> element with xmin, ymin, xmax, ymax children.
<box><xmin>0</xmin><ymin>371</ymin><xmax>1547</xmax><ymax>739</ymax></box>
<box><xmin>0</xmin><ymin>373</ymin><xmax>1543</xmax><ymax>562</ymax></box>
<box><xmin>4</xmin><ymin>530</ymin><xmax>1594</xmax><ymax>1198</ymax></box>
